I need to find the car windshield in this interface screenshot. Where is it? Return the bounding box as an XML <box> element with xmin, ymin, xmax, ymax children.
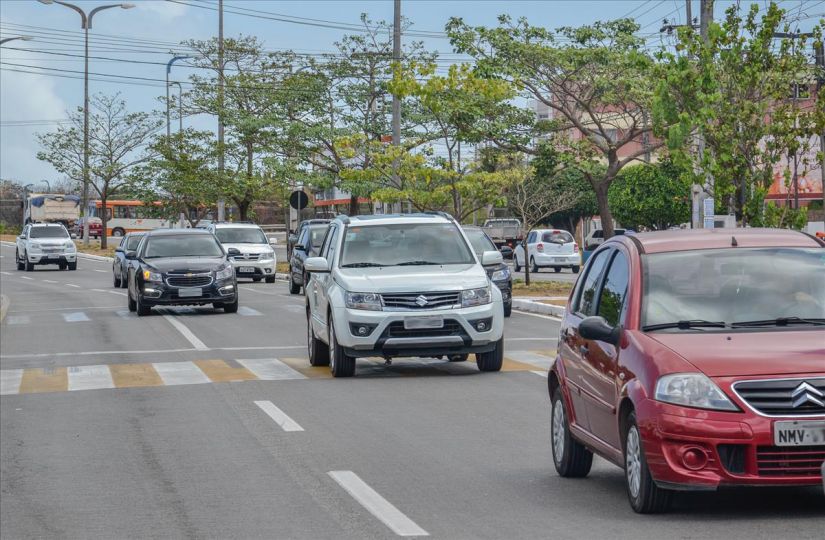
<box><xmin>464</xmin><ymin>229</ymin><xmax>496</xmax><ymax>257</ymax></box>
<box><xmin>642</xmin><ymin>248</ymin><xmax>825</xmax><ymax>329</ymax></box>
<box><xmin>340</xmin><ymin>223</ymin><xmax>475</xmax><ymax>267</ymax></box>
<box><xmin>30</xmin><ymin>227</ymin><xmax>68</xmax><ymax>239</ymax></box>
<box><xmin>144</xmin><ymin>235</ymin><xmax>224</xmax><ymax>258</ymax></box>
<box><xmin>215</xmin><ymin>227</ymin><xmax>267</xmax><ymax>244</ymax></box>
<box><xmin>125</xmin><ymin>235</ymin><xmax>144</xmax><ymax>250</ymax></box>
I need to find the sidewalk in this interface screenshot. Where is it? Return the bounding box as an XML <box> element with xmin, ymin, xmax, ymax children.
<box><xmin>512</xmin><ymin>296</ymin><xmax>566</xmax><ymax>317</ymax></box>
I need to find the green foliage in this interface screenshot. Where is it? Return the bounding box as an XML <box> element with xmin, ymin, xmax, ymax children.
<box><xmin>607</xmin><ymin>160</ymin><xmax>692</xmax><ymax>230</ymax></box>
<box><xmin>532</xmin><ymin>144</ymin><xmax>599</xmax><ymax>230</ymax></box>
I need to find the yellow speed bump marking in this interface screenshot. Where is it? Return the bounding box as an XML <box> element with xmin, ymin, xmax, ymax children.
<box><xmin>19</xmin><ymin>367</ymin><xmax>68</xmax><ymax>394</ymax></box>
<box><xmin>110</xmin><ymin>363</ymin><xmax>163</xmax><ymax>388</ymax></box>
<box><xmin>278</xmin><ymin>357</ymin><xmax>332</xmax><ymax>379</ymax></box>
<box><xmin>193</xmin><ymin>359</ymin><xmax>257</xmax><ymax>382</ymax></box>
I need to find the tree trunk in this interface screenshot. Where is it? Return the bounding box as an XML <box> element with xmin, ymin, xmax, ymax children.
<box><xmin>100</xmin><ymin>190</ymin><xmax>108</xmax><ymax>250</ymax></box>
<box><xmin>594</xmin><ymin>181</ymin><xmax>615</xmax><ymax>239</ymax></box>
<box><xmin>349</xmin><ymin>195</ymin><xmax>359</xmax><ymax>216</ymax></box>
<box><xmin>238</xmin><ymin>200</ymin><xmax>250</xmax><ymax>221</ymax></box>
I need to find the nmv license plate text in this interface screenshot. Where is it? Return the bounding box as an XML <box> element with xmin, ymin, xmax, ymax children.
<box><xmin>773</xmin><ymin>420</ymin><xmax>825</xmax><ymax>447</ymax></box>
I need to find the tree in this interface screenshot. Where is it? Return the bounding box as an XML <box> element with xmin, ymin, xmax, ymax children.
<box><xmin>608</xmin><ymin>160</ymin><xmax>692</xmax><ymax>230</ymax></box>
<box><xmin>653</xmin><ymin>2</ymin><xmax>825</xmax><ymax>225</ymax></box>
<box><xmin>532</xmin><ymin>144</ymin><xmax>599</xmax><ymax>233</ymax></box>
<box><xmin>38</xmin><ymin>93</ymin><xmax>160</xmax><ymax>248</ymax></box>
<box><xmin>447</xmin><ymin>16</ymin><xmax>662</xmax><ymax>238</ymax></box>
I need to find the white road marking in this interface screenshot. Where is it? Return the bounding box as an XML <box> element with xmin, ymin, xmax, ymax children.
<box><xmin>506</xmin><ymin>350</ymin><xmax>555</xmax><ymax>369</ymax></box>
<box><xmin>0</xmin><ymin>369</ymin><xmax>23</xmax><ymax>395</ymax></box>
<box><xmin>254</xmin><ymin>400</ymin><xmax>304</xmax><ymax>432</ymax></box>
<box><xmin>91</xmin><ymin>288</ymin><xmax>107</xmax><ymax>292</ymax></box>
<box><xmin>43</xmin><ymin>280</ymin><xmax>58</xmax><ymax>284</ymax></box>
<box><xmin>66</xmin><ymin>284</ymin><xmax>80</xmax><ymax>288</ymax></box>
<box><xmin>237</xmin><ymin>306</ymin><xmax>263</xmax><ymax>316</ymax></box>
<box><xmin>162</xmin><ymin>314</ymin><xmax>209</xmax><ymax>350</ymax></box>
<box><xmin>6</xmin><ymin>315</ymin><xmax>30</xmax><ymax>325</ymax></box>
<box><xmin>152</xmin><ymin>361</ymin><xmax>211</xmax><ymax>386</ymax></box>
<box><xmin>328</xmin><ymin>471</ymin><xmax>429</xmax><ymax>537</ymax></box>
<box><xmin>20</xmin><ymin>276</ymin><xmax>34</xmax><ymax>280</ymax></box>
<box><xmin>68</xmin><ymin>364</ymin><xmax>114</xmax><ymax>391</ymax></box>
<box><xmin>63</xmin><ymin>312</ymin><xmax>91</xmax><ymax>323</ymax></box>
<box><xmin>93</xmin><ymin>269</ymin><xmax>107</xmax><ymax>273</ymax></box>
<box><xmin>237</xmin><ymin>358</ymin><xmax>306</xmax><ymax>380</ymax></box>
<box><xmin>115</xmin><ymin>309</ymin><xmax>132</xmax><ymax>318</ymax></box>
<box><xmin>108</xmin><ymin>290</ymin><xmax>127</xmax><ymax>296</ymax></box>
<box><xmin>531</xmin><ymin>370</ymin><xmax>549</xmax><ymax>378</ymax></box>
<box><xmin>0</xmin><ymin>271</ymin><xmax>11</xmax><ymax>275</ymax></box>
<box><xmin>0</xmin><ymin>345</ymin><xmax>306</xmax><ymax>360</ymax></box>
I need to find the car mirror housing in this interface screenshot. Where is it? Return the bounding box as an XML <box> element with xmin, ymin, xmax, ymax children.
<box><xmin>269</xmin><ymin>237</ymin><xmax>278</xmax><ymax>245</ymax></box>
<box><xmin>124</xmin><ymin>250</ymin><xmax>137</xmax><ymax>260</ymax></box>
<box><xmin>481</xmin><ymin>250</ymin><xmax>503</xmax><ymax>266</ymax></box>
<box><xmin>115</xmin><ymin>247</ymin><xmax>124</xmax><ymax>253</ymax></box>
<box><xmin>304</xmin><ymin>256</ymin><xmax>330</xmax><ymax>273</ymax></box>
<box><xmin>578</xmin><ymin>316</ymin><xmax>621</xmax><ymax>346</ymax></box>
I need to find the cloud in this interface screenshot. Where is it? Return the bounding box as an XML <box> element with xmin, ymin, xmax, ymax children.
<box><xmin>137</xmin><ymin>0</ymin><xmax>189</xmax><ymax>22</ymax></box>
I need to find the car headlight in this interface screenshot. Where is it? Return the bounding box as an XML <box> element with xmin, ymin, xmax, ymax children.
<box><xmin>28</xmin><ymin>242</ymin><xmax>42</xmax><ymax>251</ymax></box>
<box><xmin>262</xmin><ymin>249</ymin><xmax>275</xmax><ymax>259</ymax></box>
<box><xmin>345</xmin><ymin>291</ymin><xmax>383</xmax><ymax>311</ymax></box>
<box><xmin>142</xmin><ymin>269</ymin><xmax>163</xmax><ymax>283</ymax></box>
<box><xmin>65</xmin><ymin>241</ymin><xmax>76</xmax><ymax>251</ymax></box>
<box><xmin>655</xmin><ymin>373</ymin><xmax>739</xmax><ymax>411</ymax></box>
<box><xmin>491</xmin><ymin>267</ymin><xmax>510</xmax><ymax>281</ymax></box>
<box><xmin>215</xmin><ymin>265</ymin><xmax>234</xmax><ymax>280</ymax></box>
<box><xmin>461</xmin><ymin>286</ymin><xmax>492</xmax><ymax>307</ymax></box>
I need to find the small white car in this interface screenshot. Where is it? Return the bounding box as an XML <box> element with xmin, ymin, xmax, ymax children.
<box><xmin>514</xmin><ymin>228</ymin><xmax>580</xmax><ymax>273</ymax></box>
<box><xmin>207</xmin><ymin>222</ymin><xmax>277</xmax><ymax>283</ymax></box>
<box><xmin>304</xmin><ymin>213</ymin><xmax>505</xmax><ymax>377</ymax></box>
<box><xmin>584</xmin><ymin>228</ymin><xmax>626</xmax><ymax>250</ymax></box>
<box><xmin>15</xmin><ymin>223</ymin><xmax>77</xmax><ymax>271</ymax></box>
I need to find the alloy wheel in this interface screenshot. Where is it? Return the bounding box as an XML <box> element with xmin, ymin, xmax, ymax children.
<box><xmin>552</xmin><ymin>398</ymin><xmax>566</xmax><ymax>464</ymax></box>
<box><xmin>329</xmin><ymin>323</ymin><xmax>336</xmax><ymax>372</ymax></box>
<box><xmin>626</xmin><ymin>426</ymin><xmax>642</xmax><ymax>499</ymax></box>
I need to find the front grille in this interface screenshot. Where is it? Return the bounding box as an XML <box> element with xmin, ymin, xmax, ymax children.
<box><xmin>381</xmin><ymin>292</ymin><xmax>460</xmax><ymax>310</ymax></box>
<box><xmin>232</xmin><ymin>254</ymin><xmax>259</xmax><ymax>261</ymax></box>
<box><xmin>166</xmin><ymin>274</ymin><xmax>213</xmax><ymax>288</ymax></box>
<box><xmin>384</xmin><ymin>319</ymin><xmax>464</xmax><ymax>339</ymax></box>
<box><xmin>756</xmin><ymin>446</ymin><xmax>825</xmax><ymax>477</ymax></box>
<box><xmin>733</xmin><ymin>378</ymin><xmax>825</xmax><ymax>416</ymax></box>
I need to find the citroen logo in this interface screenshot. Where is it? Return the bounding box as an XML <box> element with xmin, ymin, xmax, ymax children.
<box><xmin>415</xmin><ymin>295</ymin><xmax>429</xmax><ymax>307</ymax></box>
<box><xmin>790</xmin><ymin>382</ymin><xmax>825</xmax><ymax>408</ymax></box>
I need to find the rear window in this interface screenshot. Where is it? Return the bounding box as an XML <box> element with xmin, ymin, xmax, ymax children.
<box><xmin>542</xmin><ymin>231</ymin><xmax>573</xmax><ymax>244</ymax></box>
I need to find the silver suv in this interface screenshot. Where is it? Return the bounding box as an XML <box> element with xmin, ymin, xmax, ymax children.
<box><xmin>207</xmin><ymin>222</ymin><xmax>277</xmax><ymax>283</ymax></box>
<box><xmin>304</xmin><ymin>213</ymin><xmax>505</xmax><ymax>377</ymax></box>
<box><xmin>15</xmin><ymin>223</ymin><xmax>77</xmax><ymax>271</ymax></box>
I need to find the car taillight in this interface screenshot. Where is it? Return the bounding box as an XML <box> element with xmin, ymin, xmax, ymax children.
<box><xmin>537</xmin><ymin>243</ymin><xmax>544</xmax><ymax>252</ymax></box>
<box><xmin>573</xmin><ymin>243</ymin><xmax>578</xmax><ymax>252</ymax></box>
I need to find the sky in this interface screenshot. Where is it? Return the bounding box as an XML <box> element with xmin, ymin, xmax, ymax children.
<box><xmin>1</xmin><ymin>0</ymin><xmax>822</xmax><ymax>186</ymax></box>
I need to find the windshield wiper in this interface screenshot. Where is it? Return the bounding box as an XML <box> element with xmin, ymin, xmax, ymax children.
<box><xmin>731</xmin><ymin>317</ymin><xmax>825</xmax><ymax>328</ymax></box>
<box><xmin>642</xmin><ymin>320</ymin><xmax>729</xmax><ymax>331</ymax></box>
<box><xmin>396</xmin><ymin>260</ymin><xmax>441</xmax><ymax>266</ymax></box>
<box><xmin>341</xmin><ymin>262</ymin><xmax>386</xmax><ymax>268</ymax></box>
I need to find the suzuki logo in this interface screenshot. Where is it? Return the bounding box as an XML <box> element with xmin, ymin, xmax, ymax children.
<box><xmin>415</xmin><ymin>295</ymin><xmax>429</xmax><ymax>307</ymax></box>
<box><xmin>244</xmin><ymin>253</ymin><xmax>250</xmax><ymax>259</ymax></box>
<box><xmin>790</xmin><ymin>382</ymin><xmax>825</xmax><ymax>408</ymax></box>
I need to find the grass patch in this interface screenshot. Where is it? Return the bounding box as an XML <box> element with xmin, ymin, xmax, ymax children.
<box><xmin>277</xmin><ymin>262</ymin><xmax>290</xmax><ymax>274</ymax></box>
<box><xmin>511</xmin><ymin>279</ymin><xmax>573</xmax><ymax>298</ymax></box>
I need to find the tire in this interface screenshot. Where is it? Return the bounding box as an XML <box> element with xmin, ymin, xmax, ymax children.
<box><xmin>15</xmin><ymin>250</ymin><xmax>24</xmax><ymax>271</ymax></box>
<box><xmin>530</xmin><ymin>257</ymin><xmax>539</xmax><ymax>273</ymax></box>
<box><xmin>572</xmin><ymin>265</ymin><xmax>580</xmax><ymax>274</ymax></box>
<box><xmin>127</xmin><ymin>286</ymin><xmax>137</xmax><ymax>312</ymax></box>
<box><xmin>551</xmin><ymin>390</ymin><xmax>593</xmax><ymax>478</ymax></box>
<box><xmin>58</xmin><ymin>262</ymin><xmax>67</xmax><ymax>270</ymax></box>
<box><xmin>222</xmin><ymin>295</ymin><xmax>239</xmax><ymax>313</ymax></box>
<box><xmin>113</xmin><ymin>268</ymin><xmax>121</xmax><ymax>288</ymax></box>
<box><xmin>112</xmin><ymin>228</ymin><xmax>125</xmax><ymax>237</ymax></box>
<box><xmin>68</xmin><ymin>262</ymin><xmax>77</xmax><ymax>271</ymax></box>
<box><xmin>504</xmin><ymin>301</ymin><xmax>512</xmax><ymax>318</ymax></box>
<box><xmin>514</xmin><ymin>257</ymin><xmax>521</xmax><ymax>272</ymax></box>
<box><xmin>329</xmin><ymin>319</ymin><xmax>355</xmax><ymax>377</ymax></box>
<box><xmin>448</xmin><ymin>354</ymin><xmax>468</xmax><ymax>362</ymax></box>
<box><xmin>476</xmin><ymin>337</ymin><xmax>503</xmax><ymax>372</ymax></box>
<box><xmin>136</xmin><ymin>292</ymin><xmax>152</xmax><ymax>316</ymax></box>
<box><xmin>120</xmin><ymin>271</ymin><xmax>128</xmax><ymax>288</ymax></box>
<box><xmin>265</xmin><ymin>276</ymin><xmax>276</xmax><ymax>284</ymax></box>
<box><xmin>289</xmin><ymin>276</ymin><xmax>301</xmax><ymax>294</ymax></box>
<box><xmin>624</xmin><ymin>411</ymin><xmax>672</xmax><ymax>513</ymax></box>
<box><xmin>307</xmin><ymin>311</ymin><xmax>329</xmax><ymax>366</ymax></box>
<box><xmin>25</xmin><ymin>255</ymin><xmax>34</xmax><ymax>272</ymax></box>
<box><xmin>554</xmin><ymin>267</ymin><xmax>561</xmax><ymax>273</ymax></box>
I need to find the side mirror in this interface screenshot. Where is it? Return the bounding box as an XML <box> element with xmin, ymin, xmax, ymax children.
<box><xmin>304</xmin><ymin>256</ymin><xmax>330</xmax><ymax>273</ymax></box>
<box><xmin>18</xmin><ymin>234</ymin><xmax>24</xmax><ymax>240</ymax></box>
<box><xmin>288</xmin><ymin>234</ymin><xmax>298</xmax><ymax>244</ymax></box>
<box><xmin>70</xmin><ymin>233</ymin><xmax>77</xmax><ymax>239</ymax></box>
<box><xmin>578</xmin><ymin>316</ymin><xmax>621</xmax><ymax>346</ymax></box>
<box><xmin>124</xmin><ymin>251</ymin><xmax>137</xmax><ymax>260</ymax></box>
<box><xmin>227</xmin><ymin>247</ymin><xmax>241</xmax><ymax>256</ymax></box>
<box><xmin>269</xmin><ymin>237</ymin><xmax>278</xmax><ymax>245</ymax></box>
<box><xmin>115</xmin><ymin>247</ymin><xmax>124</xmax><ymax>253</ymax></box>
<box><xmin>481</xmin><ymin>250</ymin><xmax>503</xmax><ymax>266</ymax></box>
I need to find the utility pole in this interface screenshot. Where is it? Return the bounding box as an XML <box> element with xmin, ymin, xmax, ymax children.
<box><xmin>216</xmin><ymin>0</ymin><xmax>226</xmax><ymax>222</ymax></box>
<box><xmin>816</xmin><ymin>42</ymin><xmax>825</xmax><ymax>221</ymax></box>
<box><xmin>391</xmin><ymin>0</ymin><xmax>401</xmax><ymax>214</ymax></box>
<box><xmin>694</xmin><ymin>0</ymin><xmax>713</xmax><ymax>228</ymax></box>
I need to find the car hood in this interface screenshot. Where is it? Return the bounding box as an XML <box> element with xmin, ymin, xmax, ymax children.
<box><xmin>144</xmin><ymin>257</ymin><xmax>227</xmax><ymax>273</ymax></box>
<box><xmin>336</xmin><ymin>264</ymin><xmax>489</xmax><ymax>293</ymax></box>
<box><xmin>220</xmin><ymin>243</ymin><xmax>273</xmax><ymax>254</ymax></box>
<box><xmin>30</xmin><ymin>238</ymin><xmax>71</xmax><ymax>246</ymax></box>
<box><xmin>648</xmin><ymin>330</ymin><xmax>825</xmax><ymax>377</ymax></box>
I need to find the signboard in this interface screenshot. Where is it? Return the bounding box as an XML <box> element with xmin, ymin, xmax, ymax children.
<box><xmin>289</xmin><ymin>190</ymin><xmax>308</xmax><ymax>210</ymax></box>
<box><xmin>703</xmin><ymin>198</ymin><xmax>715</xmax><ymax>229</ymax></box>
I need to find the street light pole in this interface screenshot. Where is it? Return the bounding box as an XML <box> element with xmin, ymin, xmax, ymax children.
<box><xmin>166</xmin><ymin>55</ymin><xmax>190</xmax><ymax>138</ymax></box>
<box><xmin>217</xmin><ymin>0</ymin><xmax>226</xmax><ymax>222</ymax></box>
<box><xmin>0</xmin><ymin>36</ymin><xmax>34</xmax><ymax>45</ymax></box>
<box><xmin>38</xmin><ymin>0</ymin><xmax>134</xmax><ymax>246</ymax></box>
<box><xmin>168</xmin><ymin>82</ymin><xmax>184</xmax><ymax>133</ymax></box>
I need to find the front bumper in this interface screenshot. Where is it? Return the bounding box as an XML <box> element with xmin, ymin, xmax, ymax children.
<box><xmin>492</xmin><ymin>279</ymin><xmax>512</xmax><ymax>305</ymax></box>
<box><xmin>334</xmin><ymin>302</ymin><xmax>504</xmax><ymax>358</ymax></box>
<box><xmin>229</xmin><ymin>257</ymin><xmax>276</xmax><ymax>278</ymax></box>
<box><xmin>140</xmin><ymin>279</ymin><xmax>236</xmax><ymax>306</ymax></box>
<box><xmin>636</xmin><ymin>397</ymin><xmax>824</xmax><ymax>490</ymax></box>
<box><xmin>28</xmin><ymin>252</ymin><xmax>76</xmax><ymax>264</ymax></box>
<box><xmin>534</xmin><ymin>253</ymin><xmax>580</xmax><ymax>267</ymax></box>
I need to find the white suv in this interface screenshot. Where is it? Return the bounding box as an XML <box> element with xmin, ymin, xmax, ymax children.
<box><xmin>207</xmin><ymin>222</ymin><xmax>277</xmax><ymax>283</ymax></box>
<box><xmin>15</xmin><ymin>223</ymin><xmax>77</xmax><ymax>271</ymax></box>
<box><xmin>304</xmin><ymin>213</ymin><xmax>505</xmax><ymax>377</ymax></box>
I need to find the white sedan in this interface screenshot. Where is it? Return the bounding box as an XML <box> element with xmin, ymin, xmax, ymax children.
<box><xmin>514</xmin><ymin>229</ymin><xmax>580</xmax><ymax>273</ymax></box>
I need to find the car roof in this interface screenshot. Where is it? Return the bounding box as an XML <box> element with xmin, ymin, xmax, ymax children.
<box><xmin>210</xmin><ymin>222</ymin><xmax>262</xmax><ymax>229</ymax></box>
<box><xmin>144</xmin><ymin>228</ymin><xmax>214</xmax><ymax>237</ymax></box>
<box><xmin>29</xmin><ymin>222</ymin><xmax>66</xmax><ymax>227</ymax></box>
<box><xmin>611</xmin><ymin>228</ymin><xmax>823</xmax><ymax>254</ymax></box>
<box><xmin>342</xmin><ymin>213</ymin><xmax>452</xmax><ymax>226</ymax></box>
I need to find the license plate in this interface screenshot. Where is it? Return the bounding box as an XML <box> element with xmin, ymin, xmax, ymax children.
<box><xmin>553</xmin><ymin>257</ymin><xmax>567</xmax><ymax>263</ymax></box>
<box><xmin>47</xmin><ymin>254</ymin><xmax>59</xmax><ymax>259</ymax></box>
<box><xmin>178</xmin><ymin>287</ymin><xmax>202</xmax><ymax>298</ymax></box>
<box><xmin>238</xmin><ymin>266</ymin><xmax>255</xmax><ymax>273</ymax></box>
<box><xmin>773</xmin><ymin>420</ymin><xmax>825</xmax><ymax>447</ymax></box>
<box><xmin>404</xmin><ymin>316</ymin><xmax>444</xmax><ymax>330</ymax></box>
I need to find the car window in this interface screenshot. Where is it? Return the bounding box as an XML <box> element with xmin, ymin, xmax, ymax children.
<box><xmin>319</xmin><ymin>225</ymin><xmax>337</xmax><ymax>259</ymax></box>
<box><xmin>542</xmin><ymin>231</ymin><xmax>574</xmax><ymax>244</ymax></box>
<box><xmin>527</xmin><ymin>231</ymin><xmax>536</xmax><ymax>243</ymax></box>
<box><xmin>324</xmin><ymin>226</ymin><xmax>340</xmax><ymax>262</ymax></box>
<box><xmin>464</xmin><ymin>229</ymin><xmax>497</xmax><ymax>256</ymax></box>
<box><xmin>597</xmin><ymin>251</ymin><xmax>629</xmax><ymax>327</ymax></box>
<box><xmin>125</xmin><ymin>235</ymin><xmax>144</xmax><ymax>251</ymax></box>
<box><xmin>592</xmin><ymin>230</ymin><xmax>603</xmax><ymax>239</ymax></box>
<box><xmin>308</xmin><ymin>226</ymin><xmax>327</xmax><ymax>250</ymax></box>
<box><xmin>574</xmin><ymin>249</ymin><xmax>611</xmax><ymax>317</ymax></box>
<box><xmin>30</xmin><ymin>226</ymin><xmax>69</xmax><ymax>239</ymax></box>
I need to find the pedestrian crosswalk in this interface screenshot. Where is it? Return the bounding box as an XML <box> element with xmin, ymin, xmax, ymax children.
<box><xmin>2</xmin><ymin>306</ymin><xmax>266</xmax><ymax>326</ymax></box>
<box><xmin>0</xmin><ymin>351</ymin><xmax>555</xmax><ymax>396</ymax></box>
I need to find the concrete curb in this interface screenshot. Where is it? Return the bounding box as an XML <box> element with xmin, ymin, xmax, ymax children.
<box><xmin>512</xmin><ymin>298</ymin><xmax>566</xmax><ymax>318</ymax></box>
<box><xmin>0</xmin><ymin>294</ymin><xmax>8</xmax><ymax>324</ymax></box>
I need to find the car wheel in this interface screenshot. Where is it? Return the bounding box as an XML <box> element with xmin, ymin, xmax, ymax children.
<box><xmin>476</xmin><ymin>337</ymin><xmax>503</xmax><ymax>372</ymax></box>
<box><xmin>136</xmin><ymin>292</ymin><xmax>152</xmax><ymax>316</ymax></box>
<box><xmin>307</xmin><ymin>311</ymin><xmax>329</xmax><ymax>366</ymax></box>
<box><xmin>624</xmin><ymin>411</ymin><xmax>672</xmax><ymax>513</ymax></box>
<box><xmin>127</xmin><ymin>285</ymin><xmax>137</xmax><ymax>312</ymax></box>
<box><xmin>329</xmin><ymin>319</ymin><xmax>355</xmax><ymax>377</ymax></box>
<box><xmin>504</xmin><ymin>300</ymin><xmax>512</xmax><ymax>318</ymax></box>
<box><xmin>448</xmin><ymin>354</ymin><xmax>468</xmax><ymax>362</ymax></box>
<box><xmin>289</xmin><ymin>276</ymin><xmax>301</xmax><ymax>294</ymax></box>
<box><xmin>68</xmin><ymin>262</ymin><xmax>77</xmax><ymax>271</ymax></box>
<box><xmin>554</xmin><ymin>266</ymin><xmax>561</xmax><ymax>273</ymax></box>
<box><xmin>24</xmin><ymin>255</ymin><xmax>34</xmax><ymax>272</ymax></box>
<box><xmin>265</xmin><ymin>276</ymin><xmax>276</xmax><ymax>284</ymax></box>
<box><xmin>112</xmin><ymin>228</ymin><xmax>125</xmax><ymax>237</ymax></box>
<box><xmin>16</xmin><ymin>250</ymin><xmax>24</xmax><ymax>271</ymax></box>
<box><xmin>120</xmin><ymin>271</ymin><xmax>128</xmax><ymax>288</ymax></box>
<box><xmin>58</xmin><ymin>262</ymin><xmax>67</xmax><ymax>271</ymax></box>
<box><xmin>551</xmin><ymin>390</ymin><xmax>593</xmax><ymax>477</ymax></box>
<box><xmin>113</xmin><ymin>268</ymin><xmax>121</xmax><ymax>288</ymax></box>
<box><xmin>222</xmin><ymin>295</ymin><xmax>239</xmax><ymax>313</ymax></box>
<box><xmin>572</xmin><ymin>265</ymin><xmax>580</xmax><ymax>274</ymax></box>
<box><xmin>530</xmin><ymin>257</ymin><xmax>539</xmax><ymax>273</ymax></box>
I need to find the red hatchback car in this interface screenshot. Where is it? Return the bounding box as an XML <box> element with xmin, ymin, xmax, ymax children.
<box><xmin>549</xmin><ymin>228</ymin><xmax>824</xmax><ymax>513</ymax></box>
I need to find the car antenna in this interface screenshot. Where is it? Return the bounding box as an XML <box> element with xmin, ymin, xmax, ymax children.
<box><xmin>731</xmin><ymin>235</ymin><xmax>738</xmax><ymax>247</ymax></box>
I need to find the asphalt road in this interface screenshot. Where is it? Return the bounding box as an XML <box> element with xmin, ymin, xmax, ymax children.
<box><xmin>1</xmin><ymin>242</ymin><xmax>822</xmax><ymax>539</ymax></box>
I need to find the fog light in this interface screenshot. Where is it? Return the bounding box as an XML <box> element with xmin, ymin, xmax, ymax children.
<box><xmin>265</xmin><ymin>268</ymin><xmax>272</xmax><ymax>274</ymax></box>
<box><xmin>219</xmin><ymin>285</ymin><xmax>235</xmax><ymax>296</ymax></box>
<box><xmin>477</xmin><ymin>321</ymin><xmax>487</xmax><ymax>331</ymax></box>
<box><xmin>349</xmin><ymin>322</ymin><xmax>377</xmax><ymax>337</ymax></box>
<box><xmin>470</xmin><ymin>317</ymin><xmax>493</xmax><ymax>332</ymax></box>
<box><xmin>143</xmin><ymin>288</ymin><xmax>161</xmax><ymax>298</ymax></box>
<box><xmin>357</xmin><ymin>326</ymin><xmax>369</xmax><ymax>336</ymax></box>
<box><xmin>682</xmin><ymin>447</ymin><xmax>708</xmax><ymax>471</ymax></box>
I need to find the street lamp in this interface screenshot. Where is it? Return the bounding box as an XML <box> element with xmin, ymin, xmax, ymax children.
<box><xmin>166</xmin><ymin>55</ymin><xmax>190</xmax><ymax>138</ymax></box>
<box><xmin>167</xmin><ymin>82</ymin><xmax>184</xmax><ymax>134</ymax></box>
<box><xmin>38</xmin><ymin>0</ymin><xmax>135</xmax><ymax>246</ymax></box>
<box><xmin>0</xmin><ymin>36</ymin><xmax>34</xmax><ymax>45</ymax></box>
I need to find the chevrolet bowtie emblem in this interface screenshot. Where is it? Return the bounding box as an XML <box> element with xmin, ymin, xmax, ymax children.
<box><xmin>790</xmin><ymin>382</ymin><xmax>825</xmax><ymax>408</ymax></box>
<box><xmin>186</xmin><ymin>273</ymin><xmax>193</xmax><ymax>277</ymax></box>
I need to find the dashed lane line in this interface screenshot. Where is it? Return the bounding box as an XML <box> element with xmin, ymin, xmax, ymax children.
<box><xmin>161</xmin><ymin>312</ymin><xmax>209</xmax><ymax>350</ymax></box>
<box><xmin>20</xmin><ymin>276</ymin><xmax>33</xmax><ymax>281</ymax></box>
<box><xmin>93</xmin><ymin>269</ymin><xmax>107</xmax><ymax>273</ymax></box>
<box><xmin>66</xmin><ymin>284</ymin><xmax>80</xmax><ymax>288</ymax></box>
<box><xmin>328</xmin><ymin>471</ymin><xmax>429</xmax><ymax>537</ymax></box>
<box><xmin>254</xmin><ymin>400</ymin><xmax>304</xmax><ymax>432</ymax></box>
<box><xmin>43</xmin><ymin>280</ymin><xmax>58</xmax><ymax>284</ymax></box>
